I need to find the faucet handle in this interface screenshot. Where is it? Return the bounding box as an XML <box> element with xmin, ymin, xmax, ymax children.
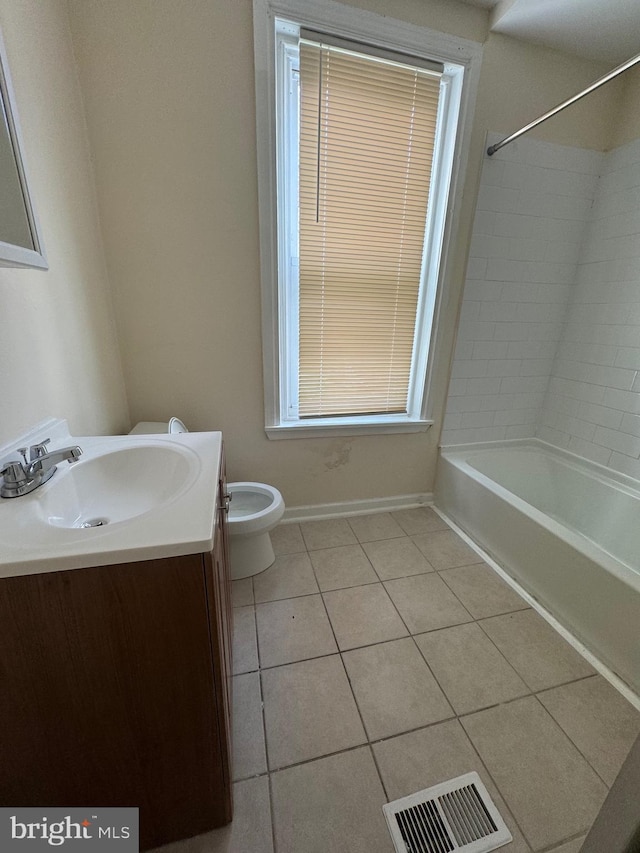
<box><xmin>1</xmin><ymin>461</ymin><xmax>29</xmax><ymax>485</ymax></box>
<box><xmin>29</xmin><ymin>438</ymin><xmax>50</xmax><ymax>460</ymax></box>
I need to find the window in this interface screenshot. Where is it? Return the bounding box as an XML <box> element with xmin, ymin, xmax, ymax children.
<box><xmin>254</xmin><ymin>0</ymin><xmax>480</xmax><ymax>438</ymax></box>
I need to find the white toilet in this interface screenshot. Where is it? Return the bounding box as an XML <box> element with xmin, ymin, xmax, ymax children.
<box><xmin>227</xmin><ymin>482</ymin><xmax>285</xmax><ymax>579</ymax></box>
<box><xmin>129</xmin><ymin>417</ymin><xmax>188</xmax><ymax>435</ymax></box>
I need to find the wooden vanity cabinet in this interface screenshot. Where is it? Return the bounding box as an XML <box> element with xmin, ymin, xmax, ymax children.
<box><xmin>0</xmin><ymin>451</ymin><xmax>233</xmax><ymax>850</ymax></box>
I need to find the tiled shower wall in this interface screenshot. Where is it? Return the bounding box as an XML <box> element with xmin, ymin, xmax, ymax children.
<box><xmin>443</xmin><ymin>133</ymin><xmax>640</xmax><ymax>481</ymax></box>
<box><xmin>442</xmin><ymin>135</ymin><xmax>602</xmax><ymax>445</ymax></box>
<box><xmin>538</xmin><ymin>136</ymin><xmax>640</xmax><ymax>479</ymax></box>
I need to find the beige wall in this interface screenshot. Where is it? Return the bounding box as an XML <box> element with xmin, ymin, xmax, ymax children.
<box><xmin>475</xmin><ymin>32</ymin><xmax>623</xmax><ymax>151</ymax></box>
<box><xmin>0</xmin><ymin>0</ymin><xmax>128</xmax><ymax>447</ymax></box>
<box><xmin>611</xmin><ymin>64</ymin><xmax>640</xmax><ymax>148</ymax></box>
<box><xmin>67</xmin><ymin>0</ymin><xmax>623</xmax><ymax>506</ymax></box>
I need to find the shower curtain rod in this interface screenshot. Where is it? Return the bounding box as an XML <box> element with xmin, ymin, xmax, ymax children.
<box><xmin>487</xmin><ymin>51</ymin><xmax>640</xmax><ymax>156</ymax></box>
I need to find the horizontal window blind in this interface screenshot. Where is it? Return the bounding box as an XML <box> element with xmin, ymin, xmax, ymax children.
<box><xmin>298</xmin><ymin>40</ymin><xmax>441</xmax><ymax>418</ymax></box>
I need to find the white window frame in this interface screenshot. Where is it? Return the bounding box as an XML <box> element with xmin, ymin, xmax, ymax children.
<box><xmin>254</xmin><ymin>0</ymin><xmax>482</xmax><ymax>439</ymax></box>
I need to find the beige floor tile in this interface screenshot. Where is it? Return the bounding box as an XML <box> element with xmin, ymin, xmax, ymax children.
<box><xmin>415</xmin><ymin>623</ymin><xmax>529</xmax><ymax>714</ymax></box>
<box><xmin>300</xmin><ymin>518</ymin><xmax>357</xmax><ymax>550</ymax></box>
<box><xmin>262</xmin><ymin>655</ymin><xmax>366</xmax><ymax>769</ymax></box>
<box><xmin>439</xmin><ymin>563</ymin><xmax>528</xmax><ymax>619</ymax></box>
<box><xmin>231</xmin><ymin>577</ymin><xmax>253</xmax><ymax>608</ymax></box>
<box><xmin>348</xmin><ymin>512</ymin><xmax>405</xmax><ymax>542</ymax></box>
<box><xmin>270</xmin><ymin>523</ymin><xmax>306</xmax><ymax>555</ymax></box>
<box><xmin>253</xmin><ymin>552</ymin><xmax>319</xmax><ymax>603</ymax></box>
<box><xmin>412</xmin><ymin>529</ymin><xmax>480</xmax><ymax>569</ymax></box>
<box><xmin>538</xmin><ymin>675</ymin><xmax>640</xmax><ymax>785</ymax></box>
<box><xmin>309</xmin><ymin>543</ymin><xmax>379</xmax><ymax>591</ymax></box>
<box><xmin>271</xmin><ymin>747</ymin><xmax>393</xmax><ymax>853</ymax></box>
<box><xmin>546</xmin><ymin>837</ymin><xmax>587</xmax><ymax>853</ymax></box>
<box><xmin>362</xmin><ymin>537</ymin><xmax>434</xmax><ymax>581</ymax></box>
<box><xmin>480</xmin><ymin>610</ymin><xmax>595</xmax><ymax>691</ymax></box>
<box><xmin>148</xmin><ymin>775</ymin><xmax>273</xmax><ymax>853</ymax></box>
<box><xmin>343</xmin><ymin>638</ymin><xmax>452</xmax><ymax>740</ymax></box>
<box><xmin>391</xmin><ymin>506</ymin><xmax>449</xmax><ymax>535</ymax></box>
<box><xmin>232</xmin><ymin>606</ymin><xmax>258</xmax><ymax>674</ymax></box>
<box><xmin>232</xmin><ymin>672</ymin><xmax>266</xmax><ymax>780</ymax></box>
<box><xmin>372</xmin><ymin>719</ymin><xmax>531</xmax><ymax>853</ymax></box>
<box><xmin>461</xmin><ymin>696</ymin><xmax>607</xmax><ymax>850</ymax></box>
<box><xmin>323</xmin><ymin>583</ymin><xmax>408</xmax><ymax>650</ymax></box>
<box><xmin>256</xmin><ymin>594</ymin><xmax>338</xmax><ymax>668</ymax></box>
<box><xmin>384</xmin><ymin>573</ymin><xmax>472</xmax><ymax>634</ymax></box>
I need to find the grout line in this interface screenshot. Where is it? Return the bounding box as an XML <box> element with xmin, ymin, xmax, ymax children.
<box><xmin>307</xmin><ymin>554</ymin><xmax>373</xmax><ymax>745</ymax></box>
<box><xmin>305</xmin><ymin>553</ymin><xmax>397</xmax><ymax>811</ymax></box>
<box><xmin>453</xmin><ymin>613</ymin><xmax>539</xmax><ymax>694</ymax></box>
<box><xmin>234</xmin><ymin>769</ymin><xmax>270</xmax><ymax>784</ymax></box>
<box><xmin>267</xmin><ymin>770</ymin><xmax>278</xmax><ymax>853</ymax></box>
<box><xmin>252</xmin><ymin>602</ymin><xmax>279</xmax><ymax>853</ymax></box>
<box><xmin>307</xmin><ymin>550</ymin><xmax>404</xmax><ymax>804</ymax></box>
<box><xmin>435</xmin><ymin>561</ymin><xmax>529</xmax><ymax>604</ymax></box>
<box><xmin>537</xmin><ymin>831</ymin><xmax>588</xmax><ymax>853</ymax></box>
<box><xmin>358</xmin><ymin>542</ymin><xmax>386</xmax><ymax>585</ymax></box>
<box><xmin>531</xmin><ymin>692</ymin><xmax>613</xmax><ymax>791</ymax></box>
<box><xmin>271</xmin><ymin>549</ymin><xmax>307</xmax><ymax>557</ymax></box>
<box><xmin>533</xmin><ymin>672</ymin><xmax>599</xmax><ymax>697</ymax></box>
<box><xmin>411</xmin><ymin>628</ymin><xmax>533</xmax><ymax>713</ymax></box>
<box><xmin>231</xmin><ymin>604</ymin><xmax>259</xmax><ymax>678</ymax></box>
<box><xmin>532</xmin><ymin>671</ymin><xmax>602</xmax><ymax>692</ymax></box>
<box><xmin>253</xmin><ymin>589</ymin><xmax>320</xmax><ymax>605</ymax></box>
<box><xmin>474</xmin><ymin>613</ymin><xmax>602</xmax><ymax>696</ymax></box>
<box><xmin>363</xmin><ymin>571</ymin><xmax>461</xmax><ymax>728</ymax></box>
<box><xmin>454</xmin><ymin>716</ymin><xmax>535</xmax><ymax>850</ymax></box>
<box><xmin>367</xmin><ymin>740</ymin><xmax>391</xmax><ymax>802</ymax></box>
<box><xmin>316</xmin><ymin>578</ymin><xmax>381</xmax><ymax>593</ymax></box>
<box><xmin>268</xmin><ymin>741</ymin><xmax>376</xmax><ymax>777</ymax></box>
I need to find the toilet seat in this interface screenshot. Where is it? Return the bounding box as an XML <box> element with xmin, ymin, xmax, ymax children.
<box><xmin>228</xmin><ymin>482</ymin><xmax>284</xmax><ymax>536</ymax></box>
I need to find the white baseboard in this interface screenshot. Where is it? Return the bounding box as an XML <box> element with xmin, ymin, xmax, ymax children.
<box><xmin>282</xmin><ymin>492</ymin><xmax>434</xmax><ymax>523</ymax></box>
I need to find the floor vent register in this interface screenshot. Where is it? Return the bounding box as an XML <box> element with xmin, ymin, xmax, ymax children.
<box><xmin>383</xmin><ymin>772</ymin><xmax>513</xmax><ymax>853</ymax></box>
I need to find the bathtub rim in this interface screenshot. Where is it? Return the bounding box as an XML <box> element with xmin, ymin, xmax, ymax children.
<box><xmin>441</xmin><ymin>436</ymin><xmax>640</xmax><ymax>499</ymax></box>
<box><xmin>439</xmin><ymin>438</ymin><xmax>640</xmax><ymax>590</ymax></box>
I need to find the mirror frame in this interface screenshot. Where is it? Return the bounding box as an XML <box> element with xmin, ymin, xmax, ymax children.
<box><xmin>0</xmin><ymin>27</ymin><xmax>47</xmax><ymax>270</ymax></box>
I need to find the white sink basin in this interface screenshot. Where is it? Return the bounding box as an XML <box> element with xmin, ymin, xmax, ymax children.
<box><xmin>43</xmin><ymin>445</ymin><xmax>198</xmax><ymax>528</ymax></box>
<box><xmin>0</xmin><ymin>422</ymin><xmax>223</xmax><ymax>577</ymax></box>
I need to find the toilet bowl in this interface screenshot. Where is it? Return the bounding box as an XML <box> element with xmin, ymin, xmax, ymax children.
<box><xmin>227</xmin><ymin>482</ymin><xmax>285</xmax><ymax>579</ymax></box>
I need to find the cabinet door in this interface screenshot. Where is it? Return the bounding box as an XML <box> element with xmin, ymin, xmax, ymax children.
<box><xmin>0</xmin><ymin>555</ymin><xmax>226</xmax><ymax>850</ymax></box>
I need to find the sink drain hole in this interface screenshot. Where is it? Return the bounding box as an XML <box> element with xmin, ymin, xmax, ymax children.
<box><xmin>80</xmin><ymin>517</ymin><xmax>109</xmax><ymax>528</ymax></box>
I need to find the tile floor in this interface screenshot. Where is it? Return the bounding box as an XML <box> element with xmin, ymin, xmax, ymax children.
<box><xmin>153</xmin><ymin>508</ymin><xmax>640</xmax><ymax>853</ymax></box>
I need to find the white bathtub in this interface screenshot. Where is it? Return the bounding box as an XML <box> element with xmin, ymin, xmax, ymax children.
<box><xmin>436</xmin><ymin>440</ymin><xmax>640</xmax><ymax>694</ymax></box>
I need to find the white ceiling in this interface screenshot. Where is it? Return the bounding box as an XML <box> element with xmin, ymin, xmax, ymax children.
<box><xmin>460</xmin><ymin>0</ymin><xmax>640</xmax><ymax>65</ymax></box>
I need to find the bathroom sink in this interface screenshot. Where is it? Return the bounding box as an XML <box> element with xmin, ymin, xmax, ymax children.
<box><xmin>0</xmin><ymin>422</ymin><xmax>222</xmax><ymax>577</ymax></box>
<box><xmin>41</xmin><ymin>445</ymin><xmax>199</xmax><ymax>528</ymax></box>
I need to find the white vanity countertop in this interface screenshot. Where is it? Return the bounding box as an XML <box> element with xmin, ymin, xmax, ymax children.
<box><xmin>0</xmin><ymin>423</ymin><xmax>223</xmax><ymax>579</ymax></box>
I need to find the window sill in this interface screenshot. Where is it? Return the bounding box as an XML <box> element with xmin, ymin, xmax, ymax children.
<box><xmin>265</xmin><ymin>419</ymin><xmax>433</xmax><ymax>440</ymax></box>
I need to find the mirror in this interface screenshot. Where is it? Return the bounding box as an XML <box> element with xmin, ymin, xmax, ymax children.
<box><xmin>0</xmin><ymin>27</ymin><xmax>47</xmax><ymax>270</ymax></box>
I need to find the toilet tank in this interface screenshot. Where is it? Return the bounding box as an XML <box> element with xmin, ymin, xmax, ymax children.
<box><xmin>129</xmin><ymin>418</ymin><xmax>188</xmax><ymax>435</ymax></box>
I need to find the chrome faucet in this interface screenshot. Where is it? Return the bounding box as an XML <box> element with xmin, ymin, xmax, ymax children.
<box><xmin>0</xmin><ymin>439</ymin><xmax>82</xmax><ymax>498</ymax></box>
